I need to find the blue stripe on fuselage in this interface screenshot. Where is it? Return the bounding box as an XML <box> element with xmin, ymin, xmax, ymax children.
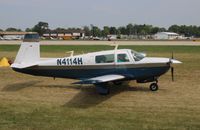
<box><xmin>12</xmin><ymin>66</ymin><xmax>170</xmax><ymax>80</ymax></box>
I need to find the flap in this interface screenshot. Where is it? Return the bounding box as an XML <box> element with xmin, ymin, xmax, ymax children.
<box><xmin>74</xmin><ymin>74</ymin><xmax>125</xmax><ymax>84</ymax></box>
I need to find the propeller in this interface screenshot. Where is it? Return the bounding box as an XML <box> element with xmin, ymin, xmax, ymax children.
<box><xmin>171</xmin><ymin>66</ymin><xmax>174</xmax><ymax>82</ymax></box>
<box><xmin>170</xmin><ymin>52</ymin><xmax>174</xmax><ymax>82</ymax></box>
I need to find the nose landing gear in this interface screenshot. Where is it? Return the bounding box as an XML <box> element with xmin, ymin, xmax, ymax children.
<box><xmin>149</xmin><ymin>80</ymin><xmax>158</xmax><ymax>91</ymax></box>
<box><xmin>150</xmin><ymin>83</ymin><xmax>158</xmax><ymax>91</ymax></box>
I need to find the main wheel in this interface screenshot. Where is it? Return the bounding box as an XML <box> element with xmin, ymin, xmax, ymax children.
<box><xmin>150</xmin><ymin>83</ymin><xmax>158</xmax><ymax>91</ymax></box>
<box><xmin>96</xmin><ymin>84</ymin><xmax>110</xmax><ymax>95</ymax></box>
<box><xmin>113</xmin><ymin>81</ymin><xmax>123</xmax><ymax>86</ymax></box>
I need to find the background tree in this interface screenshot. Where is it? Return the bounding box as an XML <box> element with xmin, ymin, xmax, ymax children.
<box><xmin>102</xmin><ymin>26</ymin><xmax>110</xmax><ymax>37</ymax></box>
<box><xmin>68</xmin><ymin>27</ymin><xmax>82</xmax><ymax>31</ymax></box>
<box><xmin>126</xmin><ymin>24</ymin><xmax>134</xmax><ymax>35</ymax></box>
<box><xmin>145</xmin><ymin>25</ymin><xmax>154</xmax><ymax>34</ymax></box>
<box><xmin>91</xmin><ymin>26</ymin><xmax>101</xmax><ymax>37</ymax></box>
<box><xmin>168</xmin><ymin>25</ymin><xmax>200</xmax><ymax>37</ymax></box>
<box><xmin>5</xmin><ymin>21</ymin><xmax>199</xmax><ymax>38</ymax></box>
<box><xmin>5</xmin><ymin>27</ymin><xmax>22</xmax><ymax>32</ymax></box>
<box><xmin>168</xmin><ymin>25</ymin><xmax>180</xmax><ymax>33</ymax></box>
<box><xmin>159</xmin><ymin>27</ymin><xmax>167</xmax><ymax>32</ymax></box>
<box><xmin>83</xmin><ymin>26</ymin><xmax>91</xmax><ymax>36</ymax></box>
<box><xmin>54</xmin><ymin>27</ymin><xmax>66</xmax><ymax>32</ymax></box>
<box><xmin>109</xmin><ymin>27</ymin><xmax>117</xmax><ymax>35</ymax></box>
<box><xmin>32</xmin><ymin>21</ymin><xmax>49</xmax><ymax>36</ymax></box>
<box><xmin>151</xmin><ymin>27</ymin><xmax>159</xmax><ymax>34</ymax></box>
<box><xmin>118</xmin><ymin>26</ymin><xmax>126</xmax><ymax>35</ymax></box>
<box><xmin>198</xmin><ymin>26</ymin><xmax>200</xmax><ymax>37</ymax></box>
<box><xmin>25</xmin><ymin>28</ymin><xmax>32</xmax><ymax>32</ymax></box>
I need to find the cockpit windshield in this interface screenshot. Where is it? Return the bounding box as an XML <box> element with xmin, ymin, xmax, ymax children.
<box><xmin>131</xmin><ymin>50</ymin><xmax>145</xmax><ymax>61</ymax></box>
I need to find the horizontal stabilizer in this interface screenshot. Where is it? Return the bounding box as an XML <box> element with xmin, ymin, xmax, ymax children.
<box><xmin>11</xmin><ymin>63</ymin><xmax>38</xmax><ymax>69</ymax></box>
<box><xmin>74</xmin><ymin>74</ymin><xmax>125</xmax><ymax>84</ymax></box>
<box><xmin>171</xmin><ymin>59</ymin><xmax>182</xmax><ymax>64</ymax></box>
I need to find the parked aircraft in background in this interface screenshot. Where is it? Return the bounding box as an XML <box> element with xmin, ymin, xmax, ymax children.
<box><xmin>11</xmin><ymin>33</ymin><xmax>182</xmax><ymax>95</ymax></box>
<box><xmin>3</xmin><ymin>35</ymin><xmax>22</xmax><ymax>40</ymax></box>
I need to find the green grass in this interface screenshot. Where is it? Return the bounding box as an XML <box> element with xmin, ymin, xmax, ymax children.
<box><xmin>0</xmin><ymin>45</ymin><xmax>200</xmax><ymax>53</ymax></box>
<box><xmin>0</xmin><ymin>44</ymin><xmax>200</xmax><ymax>130</ymax></box>
<box><xmin>1</xmin><ymin>103</ymin><xmax>199</xmax><ymax>130</ymax></box>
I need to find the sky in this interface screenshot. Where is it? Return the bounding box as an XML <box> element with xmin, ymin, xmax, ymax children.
<box><xmin>0</xmin><ymin>0</ymin><xmax>200</xmax><ymax>30</ymax></box>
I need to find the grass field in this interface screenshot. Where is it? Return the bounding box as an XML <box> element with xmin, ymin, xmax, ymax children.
<box><xmin>0</xmin><ymin>45</ymin><xmax>200</xmax><ymax>130</ymax></box>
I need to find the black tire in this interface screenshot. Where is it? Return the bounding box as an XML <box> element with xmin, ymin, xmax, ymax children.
<box><xmin>96</xmin><ymin>84</ymin><xmax>110</xmax><ymax>95</ymax></box>
<box><xmin>113</xmin><ymin>81</ymin><xmax>123</xmax><ymax>86</ymax></box>
<box><xmin>99</xmin><ymin>89</ymin><xmax>110</xmax><ymax>95</ymax></box>
<box><xmin>150</xmin><ymin>83</ymin><xmax>158</xmax><ymax>91</ymax></box>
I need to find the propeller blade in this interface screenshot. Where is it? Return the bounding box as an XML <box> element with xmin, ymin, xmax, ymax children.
<box><xmin>171</xmin><ymin>67</ymin><xmax>174</xmax><ymax>82</ymax></box>
<box><xmin>172</xmin><ymin>52</ymin><xmax>174</xmax><ymax>59</ymax></box>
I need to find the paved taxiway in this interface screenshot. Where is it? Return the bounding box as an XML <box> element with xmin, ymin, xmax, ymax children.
<box><xmin>0</xmin><ymin>40</ymin><xmax>200</xmax><ymax>46</ymax></box>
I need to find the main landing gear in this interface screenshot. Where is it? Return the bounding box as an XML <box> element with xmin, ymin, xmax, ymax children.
<box><xmin>95</xmin><ymin>83</ymin><xmax>110</xmax><ymax>95</ymax></box>
<box><xmin>149</xmin><ymin>80</ymin><xmax>159</xmax><ymax>91</ymax></box>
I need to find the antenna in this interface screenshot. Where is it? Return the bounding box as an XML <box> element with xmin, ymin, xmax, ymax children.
<box><xmin>66</xmin><ymin>51</ymin><xmax>74</xmax><ymax>57</ymax></box>
<box><xmin>110</xmin><ymin>42</ymin><xmax>119</xmax><ymax>50</ymax></box>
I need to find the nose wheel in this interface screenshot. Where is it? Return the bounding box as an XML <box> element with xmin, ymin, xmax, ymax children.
<box><xmin>149</xmin><ymin>83</ymin><xmax>158</xmax><ymax>91</ymax></box>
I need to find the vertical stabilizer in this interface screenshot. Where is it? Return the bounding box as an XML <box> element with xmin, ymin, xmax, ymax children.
<box><xmin>12</xmin><ymin>33</ymin><xmax>40</xmax><ymax>68</ymax></box>
<box><xmin>14</xmin><ymin>42</ymin><xmax>40</xmax><ymax>64</ymax></box>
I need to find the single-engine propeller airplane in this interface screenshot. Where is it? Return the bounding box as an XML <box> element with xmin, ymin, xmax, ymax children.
<box><xmin>11</xmin><ymin>33</ymin><xmax>182</xmax><ymax>95</ymax></box>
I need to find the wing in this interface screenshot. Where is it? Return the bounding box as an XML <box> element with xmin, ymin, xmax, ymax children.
<box><xmin>74</xmin><ymin>74</ymin><xmax>125</xmax><ymax>84</ymax></box>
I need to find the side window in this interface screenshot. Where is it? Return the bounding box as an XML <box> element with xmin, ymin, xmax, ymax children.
<box><xmin>96</xmin><ymin>54</ymin><xmax>114</xmax><ymax>63</ymax></box>
<box><xmin>117</xmin><ymin>53</ymin><xmax>130</xmax><ymax>63</ymax></box>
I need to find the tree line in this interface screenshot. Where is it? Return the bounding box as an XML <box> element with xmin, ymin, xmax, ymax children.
<box><xmin>1</xmin><ymin>22</ymin><xmax>200</xmax><ymax>37</ymax></box>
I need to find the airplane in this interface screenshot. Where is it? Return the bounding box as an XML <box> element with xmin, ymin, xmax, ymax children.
<box><xmin>11</xmin><ymin>33</ymin><xmax>182</xmax><ymax>95</ymax></box>
<box><xmin>0</xmin><ymin>36</ymin><xmax>4</xmax><ymax>40</ymax></box>
<box><xmin>3</xmin><ymin>35</ymin><xmax>22</xmax><ymax>40</ymax></box>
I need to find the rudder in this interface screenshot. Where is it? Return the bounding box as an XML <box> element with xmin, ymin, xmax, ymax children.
<box><xmin>14</xmin><ymin>42</ymin><xmax>40</xmax><ymax>64</ymax></box>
